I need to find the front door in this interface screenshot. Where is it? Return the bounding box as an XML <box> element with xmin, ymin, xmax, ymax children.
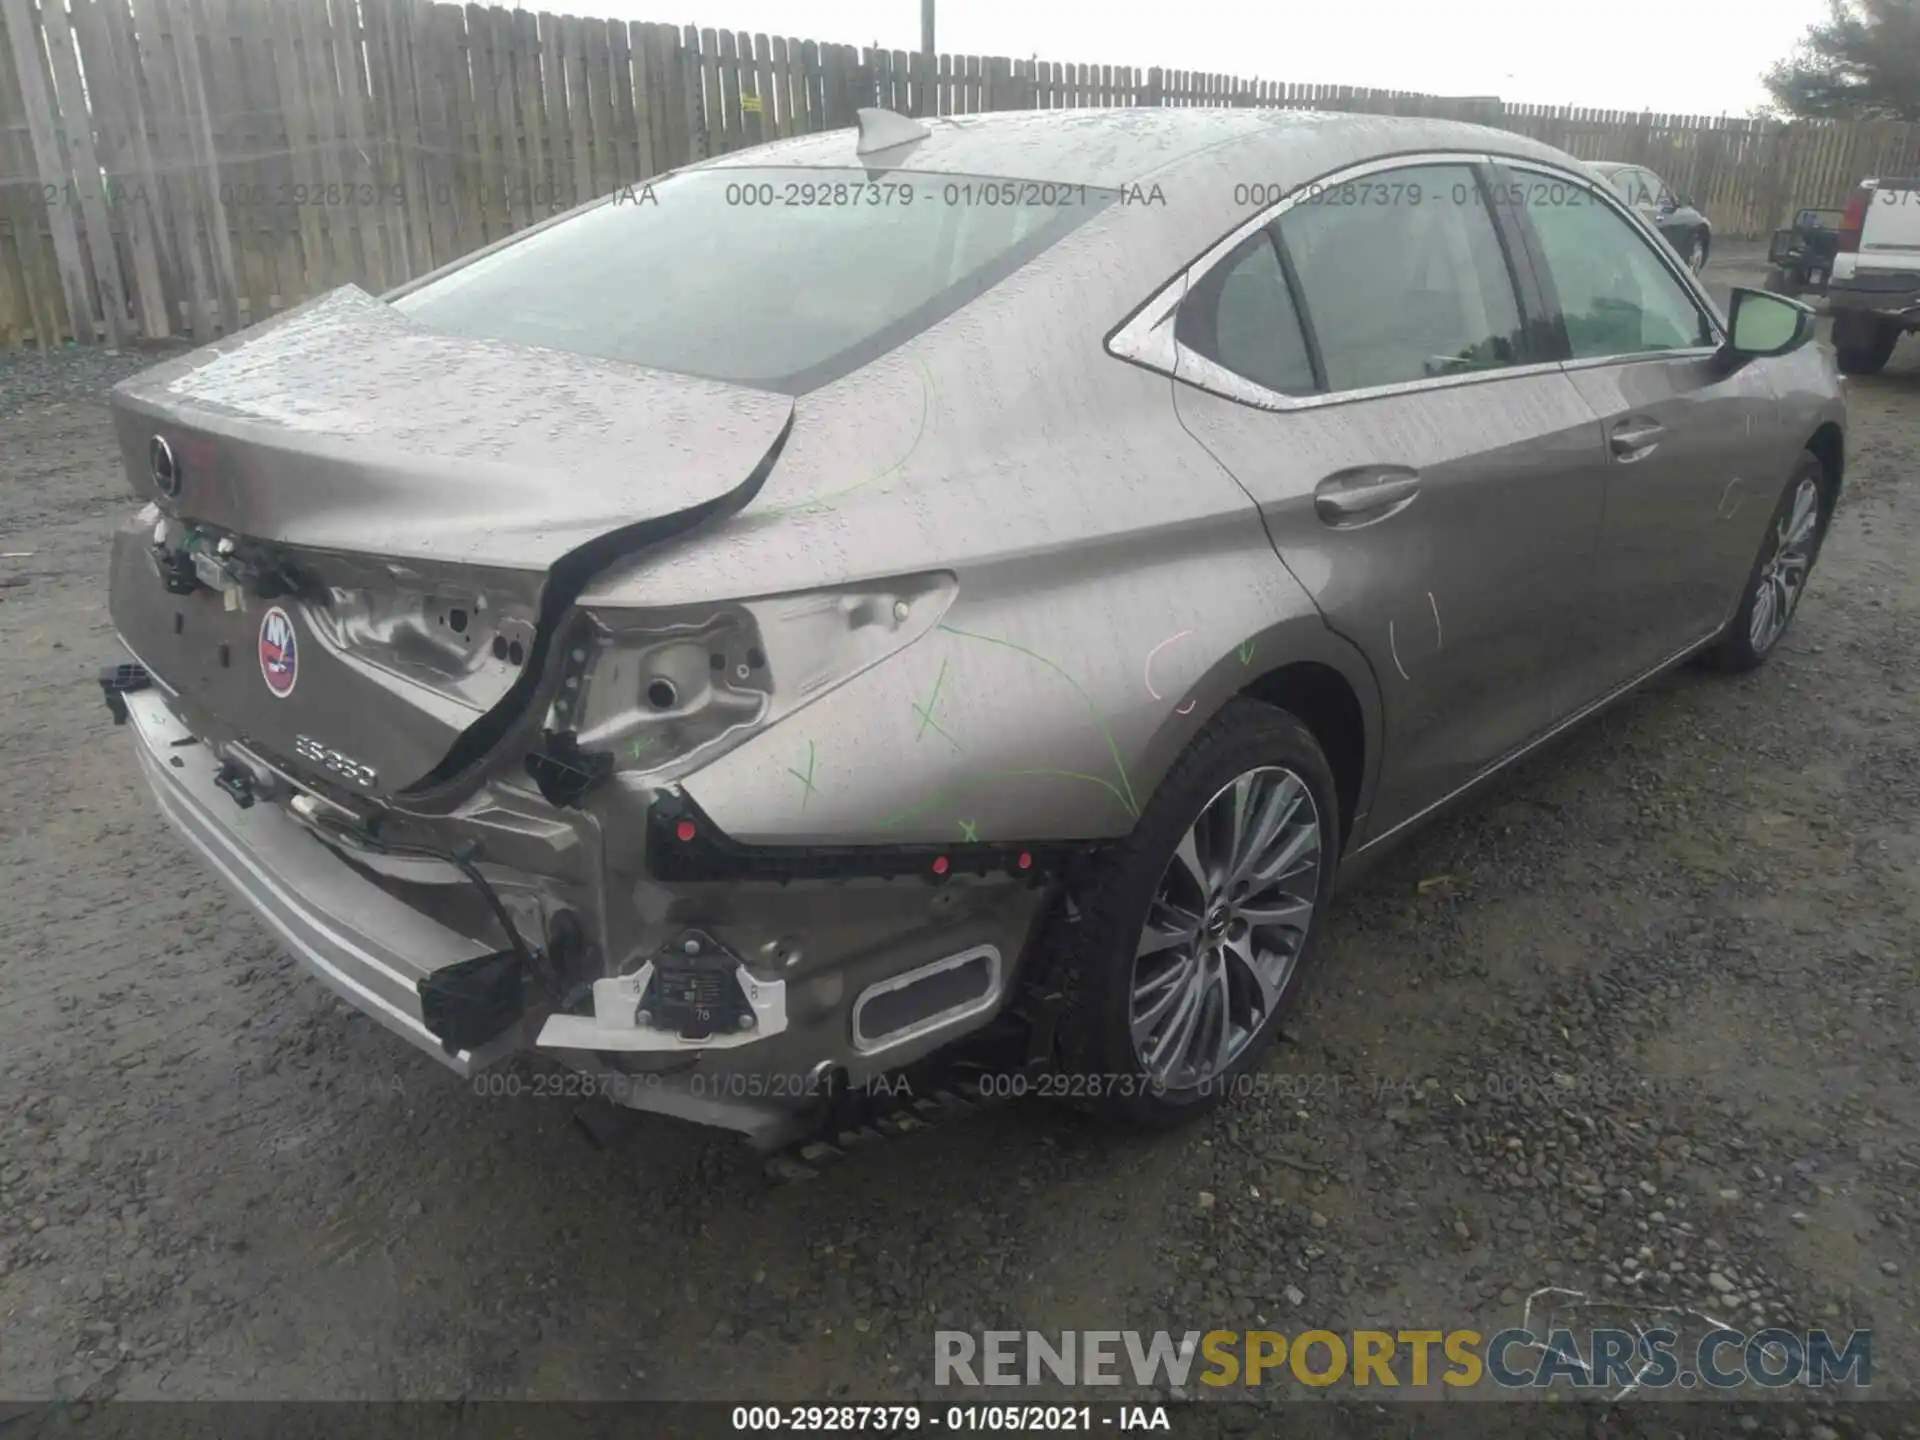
<box><xmin>1505</xmin><ymin>163</ymin><xmax>1782</xmax><ymax>702</ymax></box>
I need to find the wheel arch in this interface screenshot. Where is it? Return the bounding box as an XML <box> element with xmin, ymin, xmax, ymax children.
<box><xmin>1131</xmin><ymin>617</ymin><xmax>1384</xmax><ymax>857</ymax></box>
<box><xmin>1806</xmin><ymin>420</ymin><xmax>1844</xmax><ymax>498</ymax></box>
<box><xmin>1239</xmin><ymin>660</ymin><xmax>1371</xmax><ymax>852</ymax></box>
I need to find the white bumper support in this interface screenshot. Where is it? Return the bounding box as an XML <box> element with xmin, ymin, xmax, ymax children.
<box><xmin>535</xmin><ymin>965</ymin><xmax>788</xmax><ymax>1052</ymax></box>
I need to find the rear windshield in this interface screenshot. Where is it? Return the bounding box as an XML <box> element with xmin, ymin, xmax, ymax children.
<box><xmin>391</xmin><ymin>166</ymin><xmax>1114</xmax><ymax>393</ymax></box>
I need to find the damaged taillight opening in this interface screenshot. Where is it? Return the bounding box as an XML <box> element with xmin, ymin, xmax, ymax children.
<box><xmin>548</xmin><ymin>573</ymin><xmax>961</xmax><ymax>787</ymax></box>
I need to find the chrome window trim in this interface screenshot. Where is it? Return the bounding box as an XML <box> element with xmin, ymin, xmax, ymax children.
<box><xmin>1558</xmin><ymin>346</ymin><xmax>1724</xmax><ymax>374</ymax></box>
<box><xmin>1111</xmin><ymin>149</ymin><xmax>1730</xmax><ymax>412</ymax></box>
<box><xmin>1110</xmin><ymin>150</ymin><xmax>1564</xmax><ymax>412</ymax></box>
<box><xmin>1115</xmin><ymin>279</ymin><xmax>1185</xmax><ymax>376</ymax></box>
<box><xmin>1177</xmin><ymin>347</ymin><xmax>1574</xmax><ymax>411</ymax></box>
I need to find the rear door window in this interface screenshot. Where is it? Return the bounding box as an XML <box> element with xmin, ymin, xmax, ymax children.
<box><xmin>1274</xmin><ymin>164</ymin><xmax>1530</xmax><ymax>393</ymax></box>
<box><xmin>392</xmin><ymin>167</ymin><xmax>1113</xmax><ymax>393</ymax></box>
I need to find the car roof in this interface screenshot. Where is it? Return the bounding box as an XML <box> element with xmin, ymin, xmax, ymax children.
<box><xmin>697</xmin><ymin>106</ymin><xmax>1584</xmax><ymax>189</ymax></box>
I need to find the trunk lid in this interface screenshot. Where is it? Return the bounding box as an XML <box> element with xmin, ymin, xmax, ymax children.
<box><xmin>108</xmin><ymin>286</ymin><xmax>793</xmax><ymax>800</ymax></box>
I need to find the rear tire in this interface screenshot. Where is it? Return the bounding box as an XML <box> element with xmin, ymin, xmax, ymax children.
<box><xmin>1834</xmin><ymin>312</ymin><xmax>1899</xmax><ymax>375</ymax></box>
<box><xmin>1044</xmin><ymin>699</ymin><xmax>1340</xmax><ymax>1128</ymax></box>
<box><xmin>1705</xmin><ymin>452</ymin><xmax>1832</xmax><ymax>673</ymax></box>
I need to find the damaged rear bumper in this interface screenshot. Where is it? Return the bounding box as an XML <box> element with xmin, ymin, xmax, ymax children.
<box><xmin>118</xmin><ymin>678</ymin><xmax>527</xmax><ymax>1076</ymax></box>
<box><xmin>112</xmin><ymin>666</ymin><xmax>1059</xmax><ymax>1148</ymax></box>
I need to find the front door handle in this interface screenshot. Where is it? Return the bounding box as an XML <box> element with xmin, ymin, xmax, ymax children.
<box><xmin>1609</xmin><ymin>419</ymin><xmax>1666</xmax><ymax>460</ymax></box>
<box><xmin>1313</xmin><ymin>468</ymin><xmax>1422</xmax><ymax>526</ymax></box>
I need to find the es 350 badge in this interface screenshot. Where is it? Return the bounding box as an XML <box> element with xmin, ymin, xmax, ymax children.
<box><xmin>259</xmin><ymin>605</ymin><xmax>298</xmax><ymax>698</ymax></box>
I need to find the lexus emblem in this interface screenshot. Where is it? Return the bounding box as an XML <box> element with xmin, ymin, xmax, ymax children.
<box><xmin>149</xmin><ymin>435</ymin><xmax>180</xmax><ymax>498</ymax></box>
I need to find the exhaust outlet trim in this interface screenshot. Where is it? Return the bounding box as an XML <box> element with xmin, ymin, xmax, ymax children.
<box><xmin>850</xmin><ymin>944</ymin><xmax>1001</xmax><ymax>1056</ymax></box>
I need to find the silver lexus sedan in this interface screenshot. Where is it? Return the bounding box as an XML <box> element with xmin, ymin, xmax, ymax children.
<box><xmin>101</xmin><ymin>108</ymin><xmax>1843</xmax><ymax>1151</ymax></box>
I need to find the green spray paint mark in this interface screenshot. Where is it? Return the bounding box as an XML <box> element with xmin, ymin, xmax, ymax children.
<box><xmin>958</xmin><ymin>818</ymin><xmax>979</xmax><ymax>843</ymax></box>
<box><xmin>1238</xmin><ymin>639</ymin><xmax>1256</xmax><ymax>666</ymax></box>
<box><xmin>764</xmin><ymin>361</ymin><xmax>935</xmax><ymax>519</ymax></box>
<box><xmin>787</xmin><ymin>740</ymin><xmax>819</xmax><ymax>809</ymax></box>
<box><xmin>912</xmin><ymin>656</ymin><xmax>964</xmax><ymax>753</ymax></box>
<box><xmin>628</xmin><ymin>734</ymin><xmax>655</xmax><ymax>761</ymax></box>
<box><xmin>935</xmin><ymin>623</ymin><xmax>1140</xmax><ymax>817</ymax></box>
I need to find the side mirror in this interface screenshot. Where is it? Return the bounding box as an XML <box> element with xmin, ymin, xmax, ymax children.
<box><xmin>1717</xmin><ymin>287</ymin><xmax>1815</xmax><ymax>370</ymax></box>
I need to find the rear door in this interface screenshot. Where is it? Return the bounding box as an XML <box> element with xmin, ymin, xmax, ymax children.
<box><xmin>1498</xmin><ymin>159</ymin><xmax>1783</xmax><ymax>704</ymax></box>
<box><xmin>1165</xmin><ymin>158</ymin><xmax>1610</xmax><ymax>840</ymax></box>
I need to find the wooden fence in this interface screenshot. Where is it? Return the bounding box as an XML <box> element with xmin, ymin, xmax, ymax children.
<box><xmin>6</xmin><ymin>0</ymin><xmax>1920</xmax><ymax>348</ymax></box>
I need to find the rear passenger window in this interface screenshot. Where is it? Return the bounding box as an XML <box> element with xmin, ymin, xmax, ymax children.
<box><xmin>1175</xmin><ymin>230</ymin><xmax>1316</xmax><ymax>395</ymax></box>
<box><xmin>1275</xmin><ymin>164</ymin><xmax>1528</xmax><ymax>393</ymax></box>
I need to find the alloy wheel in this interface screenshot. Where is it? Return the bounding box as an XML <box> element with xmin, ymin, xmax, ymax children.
<box><xmin>1748</xmin><ymin>475</ymin><xmax>1822</xmax><ymax>655</ymax></box>
<box><xmin>1128</xmin><ymin>765</ymin><xmax>1322</xmax><ymax>1091</ymax></box>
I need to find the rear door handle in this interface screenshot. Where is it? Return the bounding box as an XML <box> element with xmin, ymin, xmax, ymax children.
<box><xmin>1609</xmin><ymin>419</ymin><xmax>1666</xmax><ymax>460</ymax></box>
<box><xmin>1313</xmin><ymin>468</ymin><xmax>1421</xmax><ymax>526</ymax></box>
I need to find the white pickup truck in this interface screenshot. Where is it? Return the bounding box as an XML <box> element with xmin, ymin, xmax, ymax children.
<box><xmin>1829</xmin><ymin>176</ymin><xmax>1920</xmax><ymax>374</ymax></box>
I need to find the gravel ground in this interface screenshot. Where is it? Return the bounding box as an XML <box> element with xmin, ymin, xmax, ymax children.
<box><xmin>2</xmin><ymin>252</ymin><xmax>1917</xmax><ymax>1425</ymax></box>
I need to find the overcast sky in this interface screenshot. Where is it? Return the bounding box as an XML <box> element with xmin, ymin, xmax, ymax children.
<box><xmin>560</xmin><ymin>0</ymin><xmax>1827</xmax><ymax>117</ymax></box>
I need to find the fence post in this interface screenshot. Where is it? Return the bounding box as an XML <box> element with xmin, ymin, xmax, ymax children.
<box><xmin>2</xmin><ymin>0</ymin><xmax>99</xmax><ymax>344</ymax></box>
<box><xmin>682</xmin><ymin>25</ymin><xmax>709</xmax><ymax>161</ymax></box>
<box><xmin>855</xmin><ymin>45</ymin><xmax>875</xmax><ymax>111</ymax></box>
<box><xmin>72</xmin><ymin>0</ymin><xmax>171</xmax><ymax>337</ymax></box>
<box><xmin>987</xmin><ymin>54</ymin><xmax>1010</xmax><ymax>111</ymax></box>
<box><xmin>37</xmin><ymin>0</ymin><xmax>129</xmax><ymax>345</ymax></box>
<box><xmin>1142</xmin><ymin>64</ymin><xmax>1162</xmax><ymax>108</ymax></box>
